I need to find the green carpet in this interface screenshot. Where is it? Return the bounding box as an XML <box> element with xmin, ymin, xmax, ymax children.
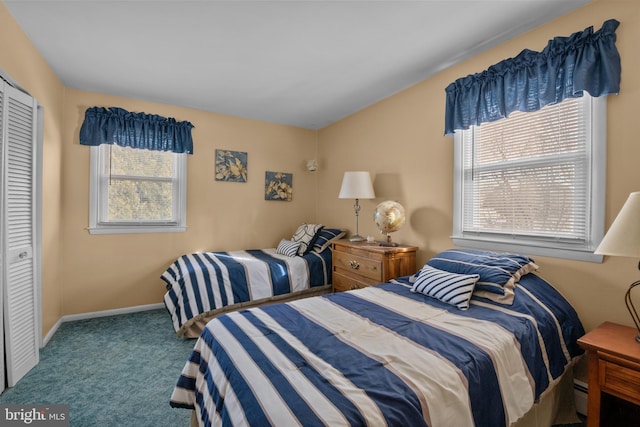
<box><xmin>0</xmin><ymin>309</ymin><xmax>195</xmax><ymax>426</ymax></box>
<box><xmin>0</xmin><ymin>308</ymin><xmax>587</xmax><ymax>427</ymax></box>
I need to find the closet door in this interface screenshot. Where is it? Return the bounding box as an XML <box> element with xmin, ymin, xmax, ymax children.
<box><xmin>1</xmin><ymin>82</ymin><xmax>39</xmax><ymax>387</ymax></box>
<box><xmin>0</xmin><ymin>80</ymin><xmax>5</xmax><ymax>394</ymax></box>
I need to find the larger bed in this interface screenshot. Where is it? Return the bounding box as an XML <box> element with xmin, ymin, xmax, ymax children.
<box><xmin>170</xmin><ymin>249</ymin><xmax>585</xmax><ymax>427</ymax></box>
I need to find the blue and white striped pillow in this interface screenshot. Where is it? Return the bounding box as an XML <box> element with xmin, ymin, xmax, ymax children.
<box><xmin>411</xmin><ymin>265</ymin><xmax>479</xmax><ymax>310</ymax></box>
<box><xmin>276</xmin><ymin>239</ymin><xmax>301</xmax><ymax>257</ymax></box>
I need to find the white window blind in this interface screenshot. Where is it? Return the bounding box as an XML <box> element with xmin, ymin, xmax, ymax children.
<box><xmin>104</xmin><ymin>145</ymin><xmax>175</xmax><ymax>222</ymax></box>
<box><xmin>453</xmin><ymin>94</ymin><xmax>606</xmax><ymax>262</ymax></box>
<box><xmin>89</xmin><ymin>144</ymin><xmax>187</xmax><ymax>234</ymax></box>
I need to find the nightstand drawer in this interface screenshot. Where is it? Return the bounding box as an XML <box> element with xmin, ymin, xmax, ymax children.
<box><xmin>332</xmin><ymin>272</ymin><xmax>371</xmax><ymax>292</ymax></box>
<box><xmin>599</xmin><ymin>353</ymin><xmax>640</xmax><ymax>405</ymax></box>
<box><xmin>577</xmin><ymin>322</ymin><xmax>640</xmax><ymax>427</ymax></box>
<box><xmin>331</xmin><ymin>240</ymin><xmax>418</xmax><ymax>293</ymax></box>
<box><xmin>333</xmin><ymin>251</ymin><xmax>383</xmax><ymax>282</ymax></box>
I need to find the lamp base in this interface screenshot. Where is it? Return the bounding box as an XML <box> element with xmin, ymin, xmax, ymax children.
<box><xmin>349</xmin><ymin>234</ymin><xmax>365</xmax><ymax>242</ymax></box>
<box><xmin>625</xmin><ymin>280</ymin><xmax>640</xmax><ymax>344</ymax></box>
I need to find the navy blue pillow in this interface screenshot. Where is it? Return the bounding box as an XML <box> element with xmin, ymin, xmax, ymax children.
<box><xmin>312</xmin><ymin>228</ymin><xmax>345</xmax><ymax>253</ymax></box>
<box><xmin>426</xmin><ymin>249</ymin><xmax>538</xmax><ymax>305</ymax></box>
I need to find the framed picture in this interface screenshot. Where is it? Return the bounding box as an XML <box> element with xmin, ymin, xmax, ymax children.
<box><xmin>215</xmin><ymin>149</ymin><xmax>248</xmax><ymax>182</ymax></box>
<box><xmin>265</xmin><ymin>171</ymin><xmax>293</xmax><ymax>201</ymax></box>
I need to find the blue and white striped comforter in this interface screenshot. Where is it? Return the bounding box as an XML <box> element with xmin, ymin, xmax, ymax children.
<box><xmin>171</xmin><ymin>273</ymin><xmax>584</xmax><ymax>427</ymax></box>
<box><xmin>162</xmin><ymin>248</ymin><xmax>333</xmax><ymax>337</ymax></box>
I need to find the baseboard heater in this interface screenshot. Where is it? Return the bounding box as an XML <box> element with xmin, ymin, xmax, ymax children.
<box><xmin>574</xmin><ymin>378</ymin><xmax>588</xmax><ymax>416</ymax></box>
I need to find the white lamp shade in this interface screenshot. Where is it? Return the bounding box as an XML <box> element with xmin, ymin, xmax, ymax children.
<box><xmin>338</xmin><ymin>171</ymin><xmax>375</xmax><ymax>199</ymax></box>
<box><xmin>595</xmin><ymin>192</ymin><xmax>640</xmax><ymax>257</ymax></box>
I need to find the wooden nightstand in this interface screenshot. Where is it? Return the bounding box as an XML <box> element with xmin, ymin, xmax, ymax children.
<box><xmin>577</xmin><ymin>321</ymin><xmax>640</xmax><ymax>427</ymax></box>
<box><xmin>332</xmin><ymin>239</ymin><xmax>418</xmax><ymax>292</ymax></box>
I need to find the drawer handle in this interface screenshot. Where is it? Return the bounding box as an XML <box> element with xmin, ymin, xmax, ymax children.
<box><xmin>349</xmin><ymin>260</ymin><xmax>360</xmax><ymax>270</ymax></box>
<box><xmin>19</xmin><ymin>251</ymin><xmax>28</xmax><ymax>259</ymax></box>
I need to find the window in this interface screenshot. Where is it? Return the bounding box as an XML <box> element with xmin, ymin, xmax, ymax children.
<box><xmin>452</xmin><ymin>94</ymin><xmax>606</xmax><ymax>262</ymax></box>
<box><xmin>89</xmin><ymin>144</ymin><xmax>187</xmax><ymax>234</ymax></box>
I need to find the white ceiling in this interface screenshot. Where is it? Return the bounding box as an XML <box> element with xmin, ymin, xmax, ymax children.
<box><xmin>4</xmin><ymin>0</ymin><xmax>590</xmax><ymax>130</ymax></box>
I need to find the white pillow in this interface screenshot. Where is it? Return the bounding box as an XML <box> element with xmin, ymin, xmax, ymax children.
<box><xmin>411</xmin><ymin>264</ymin><xmax>479</xmax><ymax>310</ymax></box>
<box><xmin>291</xmin><ymin>224</ymin><xmax>323</xmax><ymax>255</ymax></box>
<box><xmin>276</xmin><ymin>239</ymin><xmax>301</xmax><ymax>257</ymax></box>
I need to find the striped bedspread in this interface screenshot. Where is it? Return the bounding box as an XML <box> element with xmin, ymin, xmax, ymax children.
<box><xmin>171</xmin><ymin>273</ymin><xmax>584</xmax><ymax>427</ymax></box>
<box><xmin>162</xmin><ymin>247</ymin><xmax>332</xmax><ymax>337</ymax></box>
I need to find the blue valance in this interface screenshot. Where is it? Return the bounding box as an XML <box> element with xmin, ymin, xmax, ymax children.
<box><xmin>444</xmin><ymin>19</ymin><xmax>621</xmax><ymax>135</ymax></box>
<box><xmin>79</xmin><ymin>107</ymin><xmax>194</xmax><ymax>154</ymax></box>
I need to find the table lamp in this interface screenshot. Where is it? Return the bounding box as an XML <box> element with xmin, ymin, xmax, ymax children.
<box><xmin>595</xmin><ymin>191</ymin><xmax>640</xmax><ymax>343</ymax></box>
<box><xmin>338</xmin><ymin>171</ymin><xmax>375</xmax><ymax>242</ymax></box>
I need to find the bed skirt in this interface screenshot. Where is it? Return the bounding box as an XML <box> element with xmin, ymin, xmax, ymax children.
<box><xmin>186</xmin><ymin>367</ymin><xmax>580</xmax><ymax>427</ymax></box>
<box><xmin>513</xmin><ymin>367</ymin><xmax>581</xmax><ymax>427</ymax></box>
<box><xmin>176</xmin><ymin>284</ymin><xmax>332</xmax><ymax>338</ymax></box>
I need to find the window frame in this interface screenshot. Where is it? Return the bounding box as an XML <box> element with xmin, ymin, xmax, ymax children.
<box><xmin>452</xmin><ymin>94</ymin><xmax>607</xmax><ymax>263</ymax></box>
<box><xmin>88</xmin><ymin>144</ymin><xmax>187</xmax><ymax>234</ymax></box>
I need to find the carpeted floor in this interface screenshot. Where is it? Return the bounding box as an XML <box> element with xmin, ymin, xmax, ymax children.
<box><xmin>0</xmin><ymin>308</ymin><xmax>587</xmax><ymax>426</ymax></box>
<box><xmin>0</xmin><ymin>309</ymin><xmax>196</xmax><ymax>426</ymax></box>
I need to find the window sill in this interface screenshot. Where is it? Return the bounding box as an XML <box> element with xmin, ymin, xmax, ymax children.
<box><xmin>451</xmin><ymin>236</ymin><xmax>603</xmax><ymax>263</ymax></box>
<box><xmin>88</xmin><ymin>225</ymin><xmax>186</xmax><ymax>235</ymax></box>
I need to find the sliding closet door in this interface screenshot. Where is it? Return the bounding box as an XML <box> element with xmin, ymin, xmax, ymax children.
<box><xmin>0</xmin><ymin>81</ymin><xmax>4</xmax><ymax>395</ymax></box>
<box><xmin>1</xmin><ymin>82</ymin><xmax>39</xmax><ymax>387</ymax></box>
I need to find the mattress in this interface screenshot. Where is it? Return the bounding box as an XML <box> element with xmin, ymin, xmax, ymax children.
<box><xmin>162</xmin><ymin>247</ymin><xmax>333</xmax><ymax>337</ymax></box>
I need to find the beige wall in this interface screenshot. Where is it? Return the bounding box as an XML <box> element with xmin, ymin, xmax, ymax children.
<box><xmin>59</xmin><ymin>91</ymin><xmax>319</xmax><ymax>317</ymax></box>
<box><xmin>1</xmin><ymin>1</ymin><xmax>319</xmax><ymax>336</ymax></box>
<box><xmin>318</xmin><ymin>0</ymin><xmax>640</xmax><ymax>339</ymax></box>
<box><xmin>0</xmin><ymin>3</ymin><xmax>65</xmax><ymax>339</ymax></box>
<box><xmin>2</xmin><ymin>0</ymin><xmax>640</xmax><ymax>363</ymax></box>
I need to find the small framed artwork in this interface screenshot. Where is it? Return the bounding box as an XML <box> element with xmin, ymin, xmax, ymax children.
<box><xmin>215</xmin><ymin>149</ymin><xmax>248</xmax><ymax>182</ymax></box>
<box><xmin>265</xmin><ymin>171</ymin><xmax>293</xmax><ymax>201</ymax></box>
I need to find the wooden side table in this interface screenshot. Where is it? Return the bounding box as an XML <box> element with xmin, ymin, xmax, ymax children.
<box><xmin>332</xmin><ymin>239</ymin><xmax>417</xmax><ymax>292</ymax></box>
<box><xmin>577</xmin><ymin>321</ymin><xmax>640</xmax><ymax>426</ymax></box>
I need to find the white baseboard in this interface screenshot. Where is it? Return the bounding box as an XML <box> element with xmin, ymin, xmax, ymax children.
<box><xmin>574</xmin><ymin>378</ymin><xmax>588</xmax><ymax>416</ymax></box>
<box><xmin>42</xmin><ymin>318</ymin><xmax>64</xmax><ymax>347</ymax></box>
<box><xmin>42</xmin><ymin>303</ymin><xmax>165</xmax><ymax>347</ymax></box>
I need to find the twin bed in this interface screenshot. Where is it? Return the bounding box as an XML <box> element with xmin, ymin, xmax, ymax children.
<box><xmin>165</xmin><ymin>245</ymin><xmax>585</xmax><ymax>427</ymax></box>
<box><xmin>161</xmin><ymin>226</ymin><xmax>343</xmax><ymax>338</ymax></box>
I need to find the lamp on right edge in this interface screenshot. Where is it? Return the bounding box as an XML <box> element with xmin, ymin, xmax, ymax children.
<box><xmin>595</xmin><ymin>191</ymin><xmax>640</xmax><ymax>343</ymax></box>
